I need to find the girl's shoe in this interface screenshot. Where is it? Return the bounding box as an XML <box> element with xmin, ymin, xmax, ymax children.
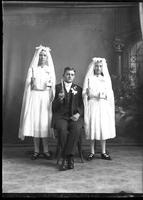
<box><xmin>87</xmin><ymin>153</ymin><xmax>95</xmax><ymax>161</ymax></box>
<box><xmin>31</xmin><ymin>152</ymin><xmax>40</xmax><ymax>160</ymax></box>
<box><xmin>101</xmin><ymin>153</ymin><xmax>112</xmax><ymax>160</ymax></box>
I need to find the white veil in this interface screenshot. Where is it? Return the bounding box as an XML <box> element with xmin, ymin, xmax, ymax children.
<box><xmin>82</xmin><ymin>57</ymin><xmax>115</xmax><ymax>138</ymax></box>
<box><xmin>18</xmin><ymin>45</ymin><xmax>56</xmax><ymax>140</ymax></box>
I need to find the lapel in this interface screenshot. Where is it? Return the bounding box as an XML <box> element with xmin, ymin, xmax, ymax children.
<box><xmin>61</xmin><ymin>82</ymin><xmax>73</xmax><ymax>104</ymax></box>
<box><xmin>70</xmin><ymin>83</ymin><xmax>78</xmax><ymax>115</ymax></box>
<box><xmin>70</xmin><ymin>83</ymin><xmax>78</xmax><ymax>97</ymax></box>
<box><xmin>70</xmin><ymin>83</ymin><xmax>74</xmax><ymax>92</ymax></box>
<box><xmin>60</xmin><ymin>82</ymin><xmax>78</xmax><ymax>115</ymax></box>
<box><xmin>62</xmin><ymin>82</ymin><xmax>75</xmax><ymax>96</ymax></box>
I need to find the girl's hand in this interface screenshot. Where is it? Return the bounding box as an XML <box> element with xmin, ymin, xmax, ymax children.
<box><xmin>99</xmin><ymin>92</ymin><xmax>107</xmax><ymax>99</ymax></box>
<box><xmin>87</xmin><ymin>88</ymin><xmax>100</xmax><ymax>100</ymax></box>
<box><xmin>70</xmin><ymin>113</ymin><xmax>80</xmax><ymax>121</ymax></box>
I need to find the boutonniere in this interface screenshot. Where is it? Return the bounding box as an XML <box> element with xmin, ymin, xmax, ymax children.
<box><xmin>71</xmin><ymin>86</ymin><xmax>78</xmax><ymax>95</ymax></box>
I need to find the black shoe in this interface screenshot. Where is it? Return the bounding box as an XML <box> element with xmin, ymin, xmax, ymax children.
<box><xmin>101</xmin><ymin>153</ymin><xmax>112</xmax><ymax>160</ymax></box>
<box><xmin>43</xmin><ymin>152</ymin><xmax>52</xmax><ymax>160</ymax></box>
<box><xmin>87</xmin><ymin>153</ymin><xmax>95</xmax><ymax>161</ymax></box>
<box><xmin>67</xmin><ymin>156</ymin><xmax>74</xmax><ymax>169</ymax></box>
<box><xmin>31</xmin><ymin>152</ymin><xmax>40</xmax><ymax>160</ymax></box>
<box><xmin>59</xmin><ymin>159</ymin><xmax>69</xmax><ymax>171</ymax></box>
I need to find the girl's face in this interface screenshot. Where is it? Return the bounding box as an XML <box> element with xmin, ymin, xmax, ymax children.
<box><xmin>94</xmin><ymin>63</ymin><xmax>103</xmax><ymax>75</ymax></box>
<box><xmin>39</xmin><ymin>50</ymin><xmax>48</xmax><ymax>65</ymax></box>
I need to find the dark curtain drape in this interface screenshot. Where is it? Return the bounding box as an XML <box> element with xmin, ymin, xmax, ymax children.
<box><xmin>3</xmin><ymin>26</ymin><xmax>35</xmax><ymax>144</ymax></box>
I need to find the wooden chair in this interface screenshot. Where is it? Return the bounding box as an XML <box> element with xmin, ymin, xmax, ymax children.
<box><xmin>54</xmin><ymin>129</ymin><xmax>84</xmax><ymax>165</ymax></box>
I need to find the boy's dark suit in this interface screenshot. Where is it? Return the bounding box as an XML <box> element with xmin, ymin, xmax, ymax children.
<box><xmin>52</xmin><ymin>82</ymin><xmax>84</xmax><ymax>161</ymax></box>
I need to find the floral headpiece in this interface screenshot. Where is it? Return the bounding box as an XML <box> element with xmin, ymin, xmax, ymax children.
<box><xmin>92</xmin><ymin>57</ymin><xmax>103</xmax><ymax>64</ymax></box>
<box><xmin>35</xmin><ymin>45</ymin><xmax>51</xmax><ymax>52</ymax></box>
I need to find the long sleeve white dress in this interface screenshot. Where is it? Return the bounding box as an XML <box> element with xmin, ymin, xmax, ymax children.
<box><xmin>82</xmin><ymin>58</ymin><xmax>116</xmax><ymax>140</ymax></box>
<box><xmin>18</xmin><ymin>46</ymin><xmax>56</xmax><ymax>140</ymax></box>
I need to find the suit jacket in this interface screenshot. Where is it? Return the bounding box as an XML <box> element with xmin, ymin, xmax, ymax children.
<box><xmin>52</xmin><ymin>82</ymin><xmax>84</xmax><ymax>127</ymax></box>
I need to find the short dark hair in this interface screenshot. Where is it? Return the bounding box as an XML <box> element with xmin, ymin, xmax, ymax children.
<box><xmin>63</xmin><ymin>67</ymin><xmax>76</xmax><ymax>75</ymax></box>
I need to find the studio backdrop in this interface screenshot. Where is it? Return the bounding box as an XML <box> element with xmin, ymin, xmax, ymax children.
<box><xmin>3</xmin><ymin>2</ymin><xmax>142</xmax><ymax>145</ymax></box>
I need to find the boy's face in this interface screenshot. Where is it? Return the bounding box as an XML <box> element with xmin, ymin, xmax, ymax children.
<box><xmin>63</xmin><ymin>70</ymin><xmax>75</xmax><ymax>83</ymax></box>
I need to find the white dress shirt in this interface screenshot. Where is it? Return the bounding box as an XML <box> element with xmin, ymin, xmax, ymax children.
<box><xmin>64</xmin><ymin>81</ymin><xmax>72</xmax><ymax>93</ymax></box>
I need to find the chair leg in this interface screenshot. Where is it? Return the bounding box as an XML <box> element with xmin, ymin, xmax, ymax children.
<box><xmin>54</xmin><ymin>136</ymin><xmax>61</xmax><ymax>165</ymax></box>
<box><xmin>56</xmin><ymin>148</ymin><xmax>61</xmax><ymax>165</ymax></box>
<box><xmin>55</xmin><ymin>143</ymin><xmax>59</xmax><ymax>158</ymax></box>
<box><xmin>94</xmin><ymin>140</ymin><xmax>96</xmax><ymax>153</ymax></box>
<box><xmin>77</xmin><ymin>136</ymin><xmax>84</xmax><ymax>163</ymax></box>
<box><xmin>56</xmin><ymin>141</ymin><xmax>62</xmax><ymax>165</ymax></box>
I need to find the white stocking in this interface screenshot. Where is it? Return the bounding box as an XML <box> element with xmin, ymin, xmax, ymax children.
<box><xmin>33</xmin><ymin>137</ymin><xmax>40</xmax><ymax>153</ymax></box>
<box><xmin>91</xmin><ymin>140</ymin><xmax>95</xmax><ymax>154</ymax></box>
<box><xmin>101</xmin><ymin>140</ymin><xmax>106</xmax><ymax>154</ymax></box>
<box><xmin>42</xmin><ymin>138</ymin><xmax>49</xmax><ymax>153</ymax></box>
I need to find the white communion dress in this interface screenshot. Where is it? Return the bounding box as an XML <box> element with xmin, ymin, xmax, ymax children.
<box><xmin>83</xmin><ymin>75</ymin><xmax>116</xmax><ymax>140</ymax></box>
<box><xmin>19</xmin><ymin>65</ymin><xmax>54</xmax><ymax>139</ymax></box>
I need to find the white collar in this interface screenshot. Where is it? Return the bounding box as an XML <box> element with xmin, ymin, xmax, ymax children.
<box><xmin>64</xmin><ymin>81</ymin><xmax>72</xmax><ymax>93</ymax></box>
<box><xmin>64</xmin><ymin>81</ymin><xmax>72</xmax><ymax>87</ymax></box>
<box><xmin>95</xmin><ymin>74</ymin><xmax>104</xmax><ymax>79</ymax></box>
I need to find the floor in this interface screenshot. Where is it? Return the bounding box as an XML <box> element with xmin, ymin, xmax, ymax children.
<box><xmin>2</xmin><ymin>145</ymin><xmax>143</xmax><ymax>197</ymax></box>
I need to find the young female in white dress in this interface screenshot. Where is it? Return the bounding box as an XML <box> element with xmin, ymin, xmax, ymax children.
<box><xmin>18</xmin><ymin>45</ymin><xmax>56</xmax><ymax>160</ymax></box>
<box><xmin>82</xmin><ymin>57</ymin><xmax>116</xmax><ymax>160</ymax></box>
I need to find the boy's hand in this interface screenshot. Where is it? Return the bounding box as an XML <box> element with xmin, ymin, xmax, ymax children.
<box><xmin>58</xmin><ymin>92</ymin><xmax>65</xmax><ymax>101</ymax></box>
<box><xmin>70</xmin><ymin>113</ymin><xmax>80</xmax><ymax>121</ymax></box>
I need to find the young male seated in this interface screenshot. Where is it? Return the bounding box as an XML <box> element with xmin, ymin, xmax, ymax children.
<box><xmin>52</xmin><ymin>67</ymin><xmax>84</xmax><ymax>171</ymax></box>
